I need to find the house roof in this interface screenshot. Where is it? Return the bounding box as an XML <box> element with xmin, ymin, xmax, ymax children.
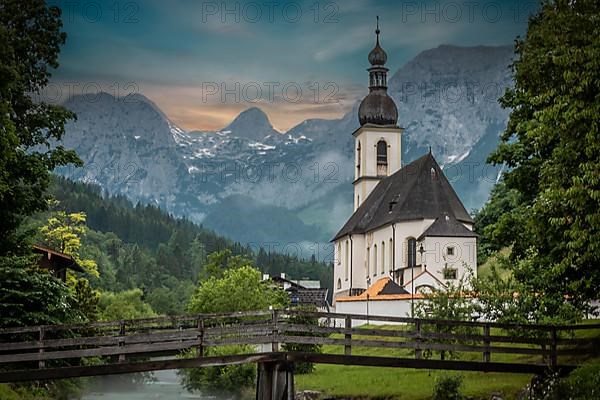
<box><xmin>333</xmin><ymin>152</ymin><xmax>473</xmax><ymax>241</ymax></box>
<box><xmin>417</xmin><ymin>212</ymin><xmax>479</xmax><ymax>241</ymax></box>
<box><xmin>271</xmin><ymin>276</ymin><xmax>321</xmax><ymax>290</ymax></box>
<box><xmin>336</xmin><ymin>277</ymin><xmax>418</xmax><ymax>302</ymax></box>
<box><xmin>294</xmin><ymin>288</ymin><xmax>329</xmax><ymax>307</ymax></box>
<box><xmin>402</xmin><ymin>269</ymin><xmax>447</xmax><ymax>290</ymax></box>
<box><xmin>32</xmin><ymin>244</ymin><xmax>85</xmax><ymax>272</ymax></box>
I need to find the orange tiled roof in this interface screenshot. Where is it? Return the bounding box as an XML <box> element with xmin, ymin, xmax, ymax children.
<box><xmin>336</xmin><ymin>277</ymin><xmax>426</xmax><ymax>302</ymax></box>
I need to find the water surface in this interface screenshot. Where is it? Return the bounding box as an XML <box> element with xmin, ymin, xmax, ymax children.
<box><xmin>82</xmin><ymin>370</ymin><xmax>204</xmax><ymax>400</ymax></box>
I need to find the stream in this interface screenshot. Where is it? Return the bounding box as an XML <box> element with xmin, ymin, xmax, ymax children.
<box><xmin>82</xmin><ymin>370</ymin><xmax>205</xmax><ymax>400</ymax></box>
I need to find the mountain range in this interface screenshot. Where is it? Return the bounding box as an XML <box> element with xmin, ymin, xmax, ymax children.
<box><xmin>55</xmin><ymin>44</ymin><xmax>514</xmax><ymax>260</ymax></box>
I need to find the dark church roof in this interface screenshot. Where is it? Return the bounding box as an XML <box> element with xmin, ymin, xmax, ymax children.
<box><xmin>417</xmin><ymin>212</ymin><xmax>479</xmax><ymax>240</ymax></box>
<box><xmin>333</xmin><ymin>152</ymin><xmax>473</xmax><ymax>241</ymax></box>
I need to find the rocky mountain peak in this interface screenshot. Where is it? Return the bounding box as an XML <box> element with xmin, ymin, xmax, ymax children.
<box><xmin>224</xmin><ymin>107</ymin><xmax>279</xmax><ymax>140</ymax></box>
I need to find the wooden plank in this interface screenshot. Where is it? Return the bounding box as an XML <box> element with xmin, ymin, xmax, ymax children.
<box><xmin>0</xmin><ymin>353</ymin><xmax>282</xmax><ymax>383</ymax></box>
<box><xmin>3</xmin><ymin>309</ymin><xmax>599</xmax><ymax>336</ymax></box>
<box><xmin>483</xmin><ymin>325</ymin><xmax>491</xmax><ymax>363</ymax></box>
<box><xmin>415</xmin><ymin>320</ymin><xmax>422</xmax><ymax>360</ymax></box>
<box><xmin>0</xmin><ymin>310</ymin><xmax>272</xmax><ymax>335</ymax></box>
<box><xmin>0</xmin><ymin>325</ymin><xmax>278</xmax><ymax>353</ymax></box>
<box><xmin>284</xmin><ymin>310</ymin><xmax>600</xmax><ymax>331</ymax></box>
<box><xmin>204</xmin><ymin>324</ymin><xmax>273</xmax><ymax>336</ymax></box>
<box><xmin>278</xmin><ymin>323</ymin><xmax>552</xmax><ymax>346</ymax></box>
<box><xmin>271</xmin><ymin>310</ymin><xmax>279</xmax><ymax>352</ymax></box>
<box><xmin>344</xmin><ymin>316</ymin><xmax>352</xmax><ymax>356</ymax></box>
<box><xmin>278</xmin><ymin>335</ymin><xmax>548</xmax><ymax>356</ymax></box>
<box><xmin>38</xmin><ymin>327</ymin><xmax>45</xmax><ymax>369</ymax></box>
<box><xmin>0</xmin><ymin>339</ymin><xmax>201</xmax><ymax>363</ymax></box>
<box><xmin>283</xmin><ymin>352</ymin><xmax>576</xmax><ymax>376</ymax></box>
<box><xmin>203</xmin><ymin>336</ymin><xmax>273</xmax><ymax>347</ymax></box>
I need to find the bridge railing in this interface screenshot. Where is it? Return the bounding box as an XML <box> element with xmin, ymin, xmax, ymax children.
<box><xmin>0</xmin><ymin>310</ymin><xmax>599</xmax><ymax>381</ymax></box>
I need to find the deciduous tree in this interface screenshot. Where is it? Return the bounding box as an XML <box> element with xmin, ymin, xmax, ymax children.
<box><xmin>486</xmin><ymin>0</ymin><xmax>600</xmax><ymax>320</ymax></box>
<box><xmin>0</xmin><ymin>0</ymin><xmax>81</xmax><ymax>255</ymax></box>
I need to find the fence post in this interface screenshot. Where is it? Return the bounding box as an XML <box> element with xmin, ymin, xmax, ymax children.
<box><xmin>483</xmin><ymin>324</ymin><xmax>491</xmax><ymax>363</ymax></box>
<box><xmin>118</xmin><ymin>320</ymin><xmax>126</xmax><ymax>363</ymax></box>
<box><xmin>550</xmin><ymin>327</ymin><xmax>558</xmax><ymax>369</ymax></box>
<box><xmin>38</xmin><ymin>327</ymin><xmax>45</xmax><ymax>369</ymax></box>
<box><xmin>415</xmin><ymin>320</ymin><xmax>422</xmax><ymax>360</ymax></box>
<box><xmin>344</xmin><ymin>316</ymin><xmax>352</xmax><ymax>356</ymax></box>
<box><xmin>197</xmin><ymin>318</ymin><xmax>204</xmax><ymax>357</ymax></box>
<box><xmin>271</xmin><ymin>310</ymin><xmax>279</xmax><ymax>352</ymax></box>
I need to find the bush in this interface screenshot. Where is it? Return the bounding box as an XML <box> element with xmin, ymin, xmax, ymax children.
<box><xmin>562</xmin><ymin>362</ymin><xmax>600</xmax><ymax>399</ymax></box>
<box><xmin>281</xmin><ymin>305</ymin><xmax>323</xmax><ymax>374</ymax></box>
<box><xmin>526</xmin><ymin>363</ymin><xmax>600</xmax><ymax>400</ymax></box>
<box><xmin>178</xmin><ymin>345</ymin><xmax>255</xmax><ymax>397</ymax></box>
<box><xmin>432</xmin><ymin>374</ymin><xmax>464</xmax><ymax>400</ymax></box>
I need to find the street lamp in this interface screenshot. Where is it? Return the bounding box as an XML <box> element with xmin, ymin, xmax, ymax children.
<box><xmin>412</xmin><ymin>243</ymin><xmax>425</xmax><ymax>318</ymax></box>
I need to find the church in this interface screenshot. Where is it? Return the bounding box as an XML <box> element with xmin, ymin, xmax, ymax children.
<box><xmin>332</xmin><ymin>21</ymin><xmax>478</xmax><ymax>310</ymax></box>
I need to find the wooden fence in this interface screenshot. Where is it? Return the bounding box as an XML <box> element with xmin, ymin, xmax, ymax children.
<box><xmin>0</xmin><ymin>310</ymin><xmax>598</xmax><ymax>382</ymax></box>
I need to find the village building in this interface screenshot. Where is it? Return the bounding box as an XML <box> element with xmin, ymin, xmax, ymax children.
<box><xmin>332</xmin><ymin>21</ymin><xmax>478</xmax><ymax>315</ymax></box>
<box><xmin>32</xmin><ymin>244</ymin><xmax>84</xmax><ymax>282</ymax></box>
<box><xmin>266</xmin><ymin>273</ymin><xmax>329</xmax><ymax>311</ymax></box>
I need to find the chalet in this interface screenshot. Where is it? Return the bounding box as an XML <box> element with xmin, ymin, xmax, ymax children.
<box><xmin>267</xmin><ymin>274</ymin><xmax>329</xmax><ymax>311</ymax></box>
<box><xmin>33</xmin><ymin>244</ymin><xmax>84</xmax><ymax>282</ymax></box>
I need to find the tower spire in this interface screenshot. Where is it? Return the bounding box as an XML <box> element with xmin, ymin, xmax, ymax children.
<box><xmin>358</xmin><ymin>16</ymin><xmax>398</xmax><ymax>126</ymax></box>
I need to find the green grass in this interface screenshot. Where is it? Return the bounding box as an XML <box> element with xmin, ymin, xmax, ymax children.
<box><xmin>294</xmin><ymin>323</ymin><xmax>600</xmax><ymax>400</ymax></box>
<box><xmin>297</xmin><ymin>365</ymin><xmax>530</xmax><ymax>399</ymax></box>
<box><xmin>477</xmin><ymin>247</ymin><xmax>512</xmax><ymax>279</ymax></box>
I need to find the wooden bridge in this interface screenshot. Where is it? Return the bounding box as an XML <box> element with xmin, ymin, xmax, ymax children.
<box><xmin>1</xmin><ymin>310</ymin><xmax>599</xmax><ymax>400</ymax></box>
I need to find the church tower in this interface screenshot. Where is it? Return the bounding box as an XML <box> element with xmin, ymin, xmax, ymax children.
<box><xmin>353</xmin><ymin>17</ymin><xmax>403</xmax><ymax>211</ymax></box>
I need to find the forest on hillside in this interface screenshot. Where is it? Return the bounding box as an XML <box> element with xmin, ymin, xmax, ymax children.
<box><xmin>28</xmin><ymin>176</ymin><xmax>333</xmax><ymax>315</ymax></box>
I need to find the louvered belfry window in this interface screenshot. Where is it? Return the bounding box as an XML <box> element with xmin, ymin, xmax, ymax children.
<box><xmin>377</xmin><ymin>140</ymin><xmax>387</xmax><ymax>175</ymax></box>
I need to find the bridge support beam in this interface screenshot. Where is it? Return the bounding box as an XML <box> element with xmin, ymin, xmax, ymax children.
<box><xmin>256</xmin><ymin>360</ymin><xmax>294</xmax><ymax>400</ymax></box>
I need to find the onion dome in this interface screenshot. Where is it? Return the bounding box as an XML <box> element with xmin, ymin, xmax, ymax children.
<box><xmin>368</xmin><ymin>20</ymin><xmax>387</xmax><ymax>66</ymax></box>
<box><xmin>358</xmin><ymin>90</ymin><xmax>398</xmax><ymax>126</ymax></box>
<box><xmin>358</xmin><ymin>17</ymin><xmax>398</xmax><ymax>126</ymax></box>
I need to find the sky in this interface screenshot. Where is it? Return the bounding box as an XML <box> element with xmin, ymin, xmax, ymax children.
<box><xmin>47</xmin><ymin>0</ymin><xmax>536</xmax><ymax>131</ymax></box>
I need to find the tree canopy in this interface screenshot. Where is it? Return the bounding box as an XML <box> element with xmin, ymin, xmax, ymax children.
<box><xmin>0</xmin><ymin>0</ymin><xmax>81</xmax><ymax>254</ymax></box>
<box><xmin>484</xmin><ymin>0</ymin><xmax>600</xmax><ymax>320</ymax></box>
<box><xmin>188</xmin><ymin>261</ymin><xmax>289</xmax><ymax>314</ymax></box>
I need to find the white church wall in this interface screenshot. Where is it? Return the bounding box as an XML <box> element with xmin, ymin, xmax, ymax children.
<box><xmin>354</xmin><ymin>126</ymin><xmax>402</xmax><ymax>180</ymax></box>
<box><xmin>357</xmin><ymin>219</ymin><xmax>437</xmax><ymax>288</ymax></box>
<box><xmin>333</xmin><ymin>234</ymin><xmax>369</xmax><ymax>302</ymax></box>
<box><xmin>422</xmin><ymin>236</ymin><xmax>477</xmax><ymax>284</ymax></box>
<box><xmin>403</xmin><ymin>270</ymin><xmax>447</xmax><ymax>294</ymax></box>
<box><xmin>353</xmin><ymin>125</ymin><xmax>403</xmax><ymax>209</ymax></box>
<box><xmin>350</xmin><ymin>234</ymin><xmax>367</xmax><ymax>291</ymax></box>
<box><xmin>335</xmin><ymin>299</ymin><xmax>420</xmax><ymax>326</ymax></box>
<box><xmin>334</xmin><ymin>223</ymin><xmax>478</xmax><ymax>302</ymax></box>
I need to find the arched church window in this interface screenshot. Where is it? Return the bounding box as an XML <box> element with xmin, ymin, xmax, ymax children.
<box><xmin>337</xmin><ymin>243</ymin><xmax>341</xmax><ymax>265</ymax></box>
<box><xmin>389</xmin><ymin>238</ymin><xmax>393</xmax><ymax>273</ymax></box>
<box><xmin>357</xmin><ymin>141</ymin><xmax>361</xmax><ymax>175</ymax></box>
<box><xmin>381</xmin><ymin>241</ymin><xmax>385</xmax><ymax>275</ymax></box>
<box><xmin>373</xmin><ymin>244</ymin><xmax>378</xmax><ymax>276</ymax></box>
<box><xmin>377</xmin><ymin>140</ymin><xmax>388</xmax><ymax>175</ymax></box>
<box><xmin>344</xmin><ymin>240</ymin><xmax>349</xmax><ymax>281</ymax></box>
<box><xmin>407</xmin><ymin>237</ymin><xmax>417</xmax><ymax>268</ymax></box>
<box><xmin>337</xmin><ymin>278</ymin><xmax>342</xmax><ymax>290</ymax></box>
<box><xmin>366</xmin><ymin>247</ymin><xmax>370</xmax><ymax>277</ymax></box>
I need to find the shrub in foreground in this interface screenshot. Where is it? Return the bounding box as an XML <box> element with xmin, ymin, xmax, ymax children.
<box><xmin>432</xmin><ymin>374</ymin><xmax>464</xmax><ymax>400</ymax></box>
